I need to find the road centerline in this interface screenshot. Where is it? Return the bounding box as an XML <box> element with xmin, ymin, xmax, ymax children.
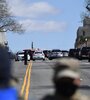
<box><xmin>25</xmin><ymin>61</ymin><xmax>32</xmax><ymax>100</ymax></box>
<box><xmin>20</xmin><ymin>62</ymin><xmax>31</xmax><ymax>96</ymax></box>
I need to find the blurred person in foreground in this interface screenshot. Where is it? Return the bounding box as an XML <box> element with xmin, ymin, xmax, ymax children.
<box><xmin>41</xmin><ymin>58</ymin><xmax>89</xmax><ymax>100</ymax></box>
<box><xmin>0</xmin><ymin>45</ymin><xmax>23</xmax><ymax>100</ymax></box>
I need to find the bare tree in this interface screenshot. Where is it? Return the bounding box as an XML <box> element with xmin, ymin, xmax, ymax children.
<box><xmin>0</xmin><ymin>0</ymin><xmax>24</xmax><ymax>33</ymax></box>
<box><xmin>80</xmin><ymin>0</ymin><xmax>90</xmax><ymax>22</ymax></box>
<box><xmin>85</xmin><ymin>0</ymin><xmax>90</xmax><ymax>12</ymax></box>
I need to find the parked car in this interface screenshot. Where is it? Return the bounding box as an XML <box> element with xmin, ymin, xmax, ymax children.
<box><xmin>15</xmin><ymin>52</ymin><xmax>24</xmax><ymax>61</ymax></box>
<box><xmin>33</xmin><ymin>51</ymin><xmax>45</xmax><ymax>61</ymax></box>
<box><xmin>75</xmin><ymin>48</ymin><xmax>81</xmax><ymax>59</ymax></box>
<box><xmin>62</xmin><ymin>50</ymin><xmax>69</xmax><ymax>57</ymax></box>
<box><xmin>43</xmin><ymin>50</ymin><xmax>51</xmax><ymax>58</ymax></box>
<box><xmin>68</xmin><ymin>48</ymin><xmax>80</xmax><ymax>59</ymax></box>
<box><xmin>15</xmin><ymin>51</ymin><xmax>30</xmax><ymax>61</ymax></box>
<box><xmin>48</xmin><ymin>49</ymin><xmax>63</xmax><ymax>60</ymax></box>
<box><xmin>79</xmin><ymin>47</ymin><xmax>90</xmax><ymax>60</ymax></box>
<box><xmin>68</xmin><ymin>49</ymin><xmax>76</xmax><ymax>57</ymax></box>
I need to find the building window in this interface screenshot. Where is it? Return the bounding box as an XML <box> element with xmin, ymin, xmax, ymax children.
<box><xmin>83</xmin><ymin>31</ymin><xmax>85</xmax><ymax>36</ymax></box>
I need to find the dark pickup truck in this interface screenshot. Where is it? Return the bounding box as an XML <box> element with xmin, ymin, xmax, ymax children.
<box><xmin>68</xmin><ymin>48</ymin><xmax>80</xmax><ymax>59</ymax></box>
<box><xmin>79</xmin><ymin>47</ymin><xmax>90</xmax><ymax>60</ymax></box>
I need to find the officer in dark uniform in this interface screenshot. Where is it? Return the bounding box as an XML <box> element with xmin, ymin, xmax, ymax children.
<box><xmin>29</xmin><ymin>50</ymin><xmax>33</xmax><ymax>60</ymax></box>
<box><xmin>24</xmin><ymin>50</ymin><xmax>28</xmax><ymax>65</ymax></box>
<box><xmin>41</xmin><ymin>58</ymin><xmax>89</xmax><ymax>100</ymax></box>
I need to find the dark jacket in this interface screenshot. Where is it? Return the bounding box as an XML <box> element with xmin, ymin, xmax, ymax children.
<box><xmin>41</xmin><ymin>91</ymin><xmax>89</xmax><ymax>100</ymax></box>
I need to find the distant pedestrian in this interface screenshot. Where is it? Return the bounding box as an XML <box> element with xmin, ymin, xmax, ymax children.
<box><xmin>41</xmin><ymin>58</ymin><xmax>89</xmax><ymax>100</ymax></box>
<box><xmin>29</xmin><ymin>50</ymin><xmax>34</xmax><ymax>60</ymax></box>
<box><xmin>24</xmin><ymin>50</ymin><xmax>28</xmax><ymax>65</ymax></box>
<box><xmin>0</xmin><ymin>45</ymin><xmax>23</xmax><ymax>100</ymax></box>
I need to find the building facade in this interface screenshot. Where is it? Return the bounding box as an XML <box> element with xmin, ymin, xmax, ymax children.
<box><xmin>0</xmin><ymin>32</ymin><xmax>8</xmax><ymax>46</ymax></box>
<box><xmin>75</xmin><ymin>17</ymin><xmax>90</xmax><ymax>48</ymax></box>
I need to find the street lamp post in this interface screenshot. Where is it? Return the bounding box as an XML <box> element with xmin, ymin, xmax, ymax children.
<box><xmin>85</xmin><ymin>38</ymin><xmax>88</xmax><ymax>47</ymax></box>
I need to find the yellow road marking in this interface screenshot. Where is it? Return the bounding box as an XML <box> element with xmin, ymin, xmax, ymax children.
<box><xmin>20</xmin><ymin>61</ymin><xmax>32</xmax><ymax>100</ymax></box>
<box><xmin>20</xmin><ymin>62</ymin><xmax>31</xmax><ymax>96</ymax></box>
<box><xmin>25</xmin><ymin>61</ymin><xmax>32</xmax><ymax>100</ymax></box>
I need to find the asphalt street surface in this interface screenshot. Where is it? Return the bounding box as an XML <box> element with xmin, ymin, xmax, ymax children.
<box><xmin>12</xmin><ymin>59</ymin><xmax>90</xmax><ymax>100</ymax></box>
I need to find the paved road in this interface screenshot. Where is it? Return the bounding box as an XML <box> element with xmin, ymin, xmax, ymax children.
<box><xmin>12</xmin><ymin>59</ymin><xmax>90</xmax><ymax>100</ymax></box>
<box><xmin>79</xmin><ymin>60</ymin><xmax>90</xmax><ymax>96</ymax></box>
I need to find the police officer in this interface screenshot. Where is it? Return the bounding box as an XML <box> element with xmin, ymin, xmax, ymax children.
<box><xmin>41</xmin><ymin>58</ymin><xmax>89</xmax><ymax>100</ymax></box>
<box><xmin>24</xmin><ymin>50</ymin><xmax>28</xmax><ymax>65</ymax></box>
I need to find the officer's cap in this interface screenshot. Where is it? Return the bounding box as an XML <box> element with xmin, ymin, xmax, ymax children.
<box><xmin>57</xmin><ymin>69</ymin><xmax>80</xmax><ymax>79</ymax></box>
<box><xmin>54</xmin><ymin>58</ymin><xmax>80</xmax><ymax>72</ymax></box>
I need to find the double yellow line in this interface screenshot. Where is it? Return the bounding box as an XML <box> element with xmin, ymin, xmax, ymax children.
<box><xmin>20</xmin><ymin>61</ymin><xmax>32</xmax><ymax>100</ymax></box>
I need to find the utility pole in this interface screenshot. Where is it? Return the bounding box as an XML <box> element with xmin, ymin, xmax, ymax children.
<box><xmin>85</xmin><ymin>38</ymin><xmax>88</xmax><ymax>47</ymax></box>
<box><xmin>31</xmin><ymin>42</ymin><xmax>34</xmax><ymax>50</ymax></box>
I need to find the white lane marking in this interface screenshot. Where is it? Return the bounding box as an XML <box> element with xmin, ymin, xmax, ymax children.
<box><xmin>80</xmin><ymin>61</ymin><xmax>90</xmax><ymax>65</ymax></box>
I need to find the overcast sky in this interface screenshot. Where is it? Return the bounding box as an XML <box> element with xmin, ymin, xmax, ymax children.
<box><xmin>6</xmin><ymin>0</ymin><xmax>85</xmax><ymax>52</ymax></box>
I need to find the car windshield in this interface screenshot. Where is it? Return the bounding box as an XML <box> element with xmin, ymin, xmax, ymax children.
<box><xmin>62</xmin><ymin>51</ymin><xmax>68</xmax><ymax>53</ymax></box>
<box><xmin>18</xmin><ymin>52</ymin><xmax>24</xmax><ymax>54</ymax></box>
<box><xmin>35</xmin><ymin>52</ymin><xmax>42</xmax><ymax>54</ymax></box>
<box><xmin>52</xmin><ymin>50</ymin><xmax>61</xmax><ymax>52</ymax></box>
<box><xmin>82</xmin><ymin>47</ymin><xmax>90</xmax><ymax>51</ymax></box>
